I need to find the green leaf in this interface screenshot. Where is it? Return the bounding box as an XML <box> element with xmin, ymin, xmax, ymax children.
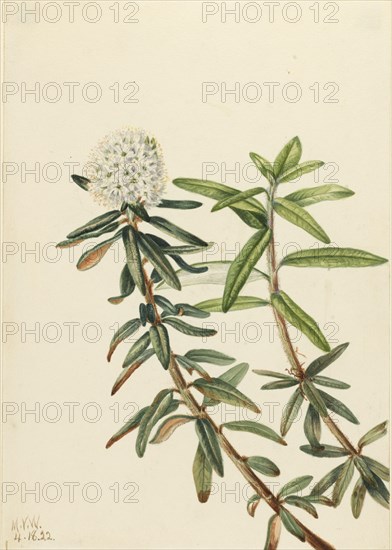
<box><xmin>105</xmin><ymin>407</ymin><xmax>148</xmax><ymax>448</ymax></box>
<box><xmin>149</xmin><ymin>324</ymin><xmax>171</xmax><ymax>370</ymax></box>
<box><xmin>317</xmin><ymin>389</ymin><xmax>359</xmax><ymax>424</ymax></box>
<box><xmin>185</xmin><ymin>349</ymin><xmax>235</xmax><ymax>365</ymax></box>
<box><xmin>278</xmin><ymin>161</ymin><xmax>324</xmax><ymax>184</ymax></box>
<box><xmin>253</xmin><ymin>370</ymin><xmax>294</xmax><ymax>380</ymax></box>
<box><xmin>280</xmin><ymin>387</ymin><xmax>304</xmax><ymax>436</ymax></box>
<box><xmin>163</xmin><ymin>317</ymin><xmax>217</xmax><ymax>337</ymax></box>
<box><xmin>158</xmin><ymin>198</ymin><xmax>202</xmax><ymax>210</ymax></box>
<box><xmin>123</xmin><ymin>226</ymin><xmax>146</xmax><ymax>295</ymax></box>
<box><xmin>126</xmin><ymin>201</ymin><xmax>150</xmax><ymax>221</ymax></box>
<box><xmin>172</xmin><ymin>178</ymin><xmax>267</xmax><ymax>228</ymax></box>
<box><xmin>111</xmin><ymin>349</ymin><xmax>155</xmax><ymax>396</ymax></box>
<box><xmin>193</xmin><ymin>443</ymin><xmax>213</xmax><ymax>503</ymax></box>
<box><xmin>273</xmin><ymin>198</ymin><xmax>330</xmax><ymax>244</ymax></box>
<box><xmin>273</xmin><ymin>136</ymin><xmax>302</xmax><ymax>178</ymax></box>
<box><xmin>284</xmin><ymin>184</ymin><xmax>354</xmax><ymax>207</ymax></box>
<box><xmin>356</xmin><ymin>462</ymin><xmax>390</xmax><ymax>509</ymax></box>
<box><xmin>333</xmin><ymin>458</ymin><xmax>354</xmax><ymax>505</ymax></box>
<box><xmin>351</xmin><ymin>477</ymin><xmax>366</xmax><ymax>519</ymax></box>
<box><xmin>150</xmin><ymin>415</ymin><xmax>195</xmax><ymax>444</ymax></box>
<box><xmin>271</xmin><ymin>291</ymin><xmax>330</xmax><ymax>352</ymax></box>
<box><xmin>312</xmin><ymin>375</ymin><xmax>350</xmax><ymax>390</ymax></box>
<box><xmin>57</xmin><ymin>221</ymin><xmax>122</xmax><ymax>249</ymax></box>
<box><xmin>223</xmin><ymin>227</ymin><xmax>271</xmax><ymax>312</ymax></box>
<box><xmin>264</xmin><ymin>515</ymin><xmax>281</xmax><ymax>550</ymax></box>
<box><xmin>358</xmin><ymin>421</ymin><xmax>388</xmax><ymax>449</ymax></box>
<box><xmin>161</xmin><ymin>243</ymin><xmax>212</xmax><ymax>255</ymax></box>
<box><xmin>362</xmin><ymin>457</ymin><xmax>390</xmax><ymax>481</ymax></box>
<box><xmin>280</xmin><ymin>508</ymin><xmax>305</xmax><ymax>542</ymax></box>
<box><xmin>223</xmin><ymin>420</ymin><xmax>286</xmax><ymax>446</ymax></box>
<box><xmin>353</xmin><ymin>456</ymin><xmax>380</xmax><ymax>489</ymax></box>
<box><xmin>284</xmin><ymin>496</ymin><xmax>318</xmax><ymax>518</ymax></box>
<box><xmin>107</xmin><ymin>318</ymin><xmax>142</xmax><ymax>362</ymax></box>
<box><xmin>203</xmin><ymin>363</ymin><xmax>249</xmax><ymax>406</ymax></box>
<box><xmin>148</xmin><ymin>216</ymin><xmax>208</xmax><ymax>247</ymax></box>
<box><xmin>193</xmin><ymin>378</ymin><xmax>260</xmax><ymax>413</ymax></box>
<box><xmin>136</xmin><ymin>390</ymin><xmax>173</xmax><ymax>457</ymax></box>
<box><xmin>310</xmin><ymin>464</ymin><xmax>346</xmax><ymax>497</ymax></box>
<box><xmin>249</xmin><ymin>152</ymin><xmax>275</xmax><ymax>184</ymax></box>
<box><xmin>176</xmin><ymin>355</ymin><xmax>211</xmax><ymax>379</ymax></box>
<box><xmin>280</xmin><ymin>247</ymin><xmax>388</xmax><ymax>268</ymax></box>
<box><xmin>301</xmin><ymin>445</ymin><xmax>349</xmax><ymax>458</ymax></box>
<box><xmin>212</xmin><ymin>187</ymin><xmax>266</xmax><ymax>212</ymax></box>
<box><xmin>278</xmin><ymin>475</ymin><xmax>313</xmax><ymax>499</ymax></box>
<box><xmin>195</xmin><ymin>418</ymin><xmax>224</xmax><ymax>477</ymax></box>
<box><xmin>138</xmin><ymin>233</ymin><xmax>181</xmax><ymax>291</ymax></box>
<box><xmin>304</xmin><ymin>495</ymin><xmax>334</xmax><ymax>507</ymax></box>
<box><xmin>261</xmin><ymin>379</ymin><xmax>299</xmax><ymax>390</ymax></box>
<box><xmin>71</xmin><ymin>174</ymin><xmax>90</xmax><ymax>191</ymax></box>
<box><xmin>67</xmin><ymin>210</ymin><xmax>121</xmax><ymax>239</ymax></box>
<box><xmin>122</xmin><ymin>331</ymin><xmax>151</xmax><ymax>368</ymax></box>
<box><xmin>302</xmin><ymin>381</ymin><xmax>328</xmax><ymax>416</ymax></box>
<box><xmin>305</xmin><ymin>343</ymin><xmax>349</xmax><ymax>377</ymax></box>
<box><xmin>108</xmin><ymin>265</ymin><xmax>135</xmax><ymax>305</ymax></box>
<box><xmin>247</xmin><ymin>494</ymin><xmax>261</xmax><ymax>518</ymax></box>
<box><xmin>304</xmin><ymin>404</ymin><xmax>322</xmax><ymax>448</ymax></box>
<box><xmin>76</xmin><ymin>232</ymin><xmax>121</xmax><ymax>271</ymax></box>
<box><xmin>246</xmin><ymin>456</ymin><xmax>280</xmax><ymax>477</ymax></box>
<box><xmin>194</xmin><ymin>296</ymin><xmax>269</xmax><ymax>313</ymax></box>
<box><xmin>175</xmin><ymin>303</ymin><xmax>210</xmax><ymax>319</ymax></box>
<box><xmin>156</xmin><ymin>260</ymin><xmax>268</xmax><ymax>290</ymax></box>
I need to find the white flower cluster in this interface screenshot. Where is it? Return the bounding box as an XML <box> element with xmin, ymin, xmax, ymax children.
<box><xmin>86</xmin><ymin>127</ymin><xmax>167</xmax><ymax>209</ymax></box>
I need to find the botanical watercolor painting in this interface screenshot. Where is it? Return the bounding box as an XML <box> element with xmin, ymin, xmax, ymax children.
<box><xmin>56</xmin><ymin>128</ymin><xmax>389</xmax><ymax>550</ymax></box>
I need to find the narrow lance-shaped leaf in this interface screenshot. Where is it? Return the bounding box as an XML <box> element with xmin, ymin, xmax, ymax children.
<box><xmin>203</xmin><ymin>363</ymin><xmax>249</xmax><ymax>407</ymax></box>
<box><xmin>138</xmin><ymin>233</ymin><xmax>181</xmax><ymax>291</ymax></box>
<box><xmin>306</xmin><ymin>343</ymin><xmax>349</xmax><ymax>377</ymax></box>
<box><xmin>362</xmin><ymin>457</ymin><xmax>390</xmax><ymax>481</ymax></box>
<box><xmin>149</xmin><ymin>324</ymin><xmax>171</xmax><ymax>370</ymax></box>
<box><xmin>284</xmin><ymin>496</ymin><xmax>318</xmax><ymax>518</ymax></box>
<box><xmin>223</xmin><ymin>420</ymin><xmax>286</xmax><ymax>446</ymax></box>
<box><xmin>280</xmin><ymin>247</ymin><xmax>388</xmax><ymax>269</ymax></box>
<box><xmin>195</xmin><ymin>419</ymin><xmax>224</xmax><ymax>477</ymax></box>
<box><xmin>195</xmin><ymin>296</ymin><xmax>269</xmax><ymax>313</ymax></box>
<box><xmin>108</xmin><ymin>265</ymin><xmax>135</xmax><ymax>305</ymax></box>
<box><xmin>281</xmin><ymin>387</ymin><xmax>304</xmax><ymax>436</ymax></box>
<box><xmin>223</xmin><ymin>227</ymin><xmax>271</xmax><ymax>312</ymax></box>
<box><xmin>358</xmin><ymin>421</ymin><xmax>388</xmax><ymax>449</ymax></box>
<box><xmin>317</xmin><ymin>388</ymin><xmax>359</xmax><ymax>424</ymax></box>
<box><xmin>312</xmin><ymin>375</ymin><xmax>350</xmax><ymax>390</ymax></box>
<box><xmin>107</xmin><ymin>318</ymin><xmax>141</xmax><ymax>362</ymax></box>
<box><xmin>273</xmin><ymin>198</ymin><xmax>330</xmax><ymax>244</ymax></box>
<box><xmin>280</xmin><ymin>508</ymin><xmax>305</xmax><ymax>542</ymax></box>
<box><xmin>212</xmin><ymin>187</ymin><xmax>266</xmax><ymax>212</ymax></box>
<box><xmin>351</xmin><ymin>477</ymin><xmax>366</xmax><ymax>519</ymax></box>
<box><xmin>71</xmin><ymin>174</ymin><xmax>89</xmax><ymax>191</ymax></box>
<box><xmin>304</xmin><ymin>404</ymin><xmax>322</xmax><ymax>448</ymax></box>
<box><xmin>57</xmin><ymin>220</ymin><xmax>122</xmax><ymax>249</ymax></box>
<box><xmin>302</xmin><ymin>381</ymin><xmax>328</xmax><ymax>417</ymax></box>
<box><xmin>111</xmin><ymin>349</ymin><xmax>155</xmax><ymax>396</ymax></box>
<box><xmin>193</xmin><ymin>443</ymin><xmax>213</xmax><ymax>503</ymax></box>
<box><xmin>150</xmin><ymin>415</ymin><xmax>195</xmax><ymax>444</ymax></box>
<box><xmin>278</xmin><ymin>161</ymin><xmax>324</xmax><ymax>184</ymax></box>
<box><xmin>148</xmin><ymin>216</ymin><xmax>208</xmax><ymax>247</ymax></box>
<box><xmin>301</xmin><ymin>445</ymin><xmax>350</xmax><ymax>458</ymax></box>
<box><xmin>67</xmin><ymin>210</ymin><xmax>121</xmax><ymax>238</ymax></box>
<box><xmin>278</xmin><ymin>475</ymin><xmax>313</xmax><ymax>499</ymax></box>
<box><xmin>333</xmin><ymin>458</ymin><xmax>354</xmax><ymax>505</ymax></box>
<box><xmin>254</xmin><ymin>370</ymin><xmax>295</xmax><ymax>380</ymax></box>
<box><xmin>185</xmin><ymin>349</ymin><xmax>235</xmax><ymax>365</ymax></box>
<box><xmin>310</xmin><ymin>463</ymin><xmax>346</xmax><ymax>497</ymax></box>
<box><xmin>77</xmin><ymin>231</ymin><xmax>121</xmax><ymax>271</ymax></box>
<box><xmin>158</xmin><ymin>198</ymin><xmax>202</xmax><ymax>209</ymax></box>
<box><xmin>249</xmin><ymin>152</ymin><xmax>275</xmax><ymax>184</ymax></box>
<box><xmin>271</xmin><ymin>291</ymin><xmax>330</xmax><ymax>352</ymax></box>
<box><xmin>261</xmin><ymin>379</ymin><xmax>299</xmax><ymax>390</ymax></box>
<box><xmin>246</xmin><ymin>456</ymin><xmax>280</xmax><ymax>477</ymax></box>
<box><xmin>176</xmin><ymin>355</ymin><xmax>211</xmax><ymax>380</ymax></box>
<box><xmin>193</xmin><ymin>378</ymin><xmax>260</xmax><ymax>413</ymax></box>
<box><xmin>273</xmin><ymin>136</ymin><xmax>302</xmax><ymax>178</ymax></box>
<box><xmin>122</xmin><ymin>331</ymin><xmax>151</xmax><ymax>368</ymax></box>
<box><xmin>264</xmin><ymin>514</ymin><xmax>281</xmax><ymax>550</ymax></box>
<box><xmin>122</xmin><ymin>226</ymin><xmax>146</xmax><ymax>295</ymax></box>
<box><xmin>136</xmin><ymin>390</ymin><xmax>173</xmax><ymax>457</ymax></box>
<box><xmin>175</xmin><ymin>303</ymin><xmax>210</xmax><ymax>318</ymax></box>
<box><xmin>106</xmin><ymin>407</ymin><xmax>148</xmax><ymax>448</ymax></box>
<box><xmin>163</xmin><ymin>317</ymin><xmax>217</xmax><ymax>337</ymax></box>
<box><xmin>284</xmin><ymin>184</ymin><xmax>354</xmax><ymax>207</ymax></box>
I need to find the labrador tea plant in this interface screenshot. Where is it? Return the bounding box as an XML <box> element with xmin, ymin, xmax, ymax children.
<box><xmin>58</xmin><ymin>129</ymin><xmax>388</xmax><ymax>550</ymax></box>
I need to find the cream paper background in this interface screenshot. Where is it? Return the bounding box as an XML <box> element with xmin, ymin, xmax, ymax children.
<box><xmin>1</xmin><ymin>1</ymin><xmax>390</xmax><ymax>549</ymax></box>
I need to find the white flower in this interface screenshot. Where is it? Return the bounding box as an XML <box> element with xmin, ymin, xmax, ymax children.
<box><xmin>86</xmin><ymin>127</ymin><xmax>167</xmax><ymax>209</ymax></box>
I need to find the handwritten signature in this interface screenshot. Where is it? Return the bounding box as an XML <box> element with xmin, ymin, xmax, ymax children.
<box><xmin>10</xmin><ymin>515</ymin><xmax>54</xmax><ymax>543</ymax></box>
